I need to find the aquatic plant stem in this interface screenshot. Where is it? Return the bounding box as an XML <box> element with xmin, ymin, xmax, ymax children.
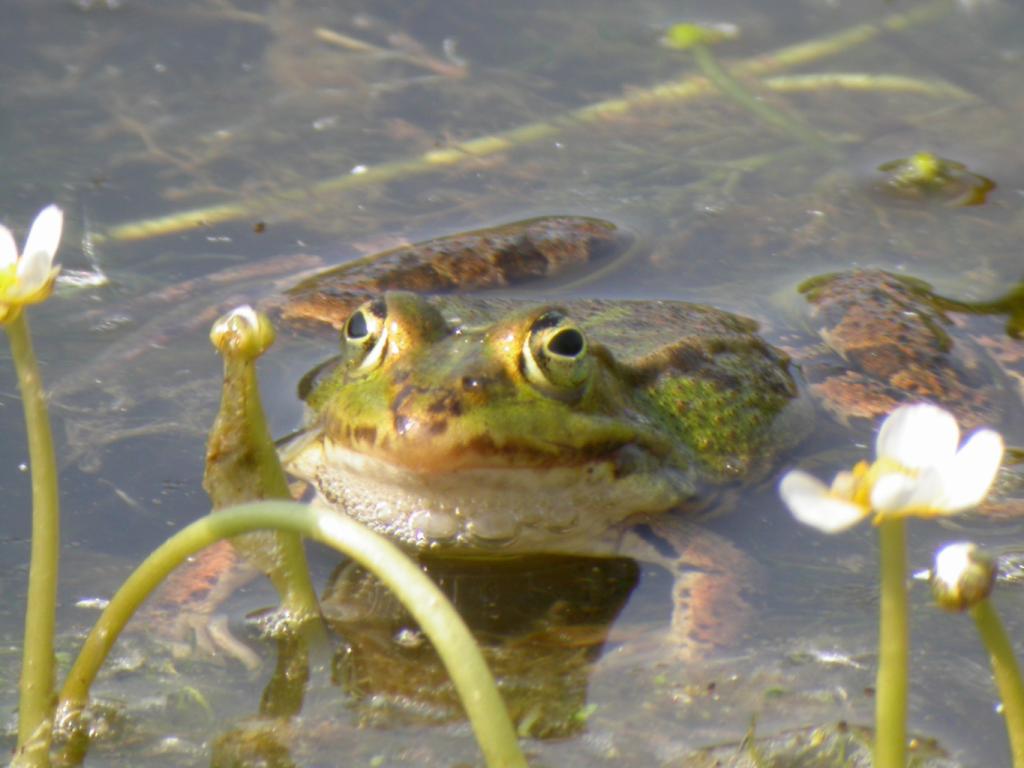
<box><xmin>98</xmin><ymin>0</ymin><xmax>953</xmax><ymax>242</ymax></box>
<box><xmin>970</xmin><ymin>599</ymin><xmax>1024</xmax><ymax>767</ymax></box>
<box><xmin>688</xmin><ymin>42</ymin><xmax>835</xmax><ymax>158</ymax></box>
<box><xmin>57</xmin><ymin>501</ymin><xmax>527</xmax><ymax>768</ymax></box>
<box><xmin>876</xmin><ymin>518</ymin><xmax>908</xmax><ymax>768</ymax></box>
<box><xmin>205</xmin><ymin>342</ymin><xmax>321</xmax><ymax>627</ymax></box>
<box><xmin>7</xmin><ymin>312</ymin><xmax>60</xmax><ymax>767</ymax></box>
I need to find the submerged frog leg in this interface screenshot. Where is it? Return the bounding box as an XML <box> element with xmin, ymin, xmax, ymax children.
<box><xmin>619</xmin><ymin>516</ymin><xmax>756</xmax><ymax>661</ymax></box>
<box><xmin>146</xmin><ymin>540</ymin><xmax>262</xmax><ymax>669</ymax></box>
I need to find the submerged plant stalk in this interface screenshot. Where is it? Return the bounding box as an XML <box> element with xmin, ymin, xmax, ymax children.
<box><xmin>204</xmin><ymin>308</ymin><xmax>322</xmax><ymax>626</ymax></box>
<box><xmin>7</xmin><ymin>312</ymin><xmax>60</xmax><ymax>767</ymax></box>
<box><xmin>876</xmin><ymin>518</ymin><xmax>908</xmax><ymax>768</ymax></box>
<box><xmin>687</xmin><ymin>39</ymin><xmax>836</xmax><ymax>157</ymax></box>
<box><xmin>57</xmin><ymin>502</ymin><xmax>527</xmax><ymax>768</ymax></box>
<box><xmin>762</xmin><ymin>72</ymin><xmax>970</xmax><ymax>99</ymax></box>
<box><xmin>99</xmin><ymin>0</ymin><xmax>953</xmax><ymax>242</ymax></box>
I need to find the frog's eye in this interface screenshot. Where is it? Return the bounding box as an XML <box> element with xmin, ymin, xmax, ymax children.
<box><xmin>522</xmin><ymin>311</ymin><xmax>592</xmax><ymax>396</ymax></box>
<box><xmin>343</xmin><ymin>298</ymin><xmax>388</xmax><ymax>371</ymax></box>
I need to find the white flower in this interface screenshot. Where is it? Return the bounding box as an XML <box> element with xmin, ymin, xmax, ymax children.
<box><xmin>779</xmin><ymin>403</ymin><xmax>1004</xmax><ymax>534</ymax></box>
<box><xmin>869</xmin><ymin>404</ymin><xmax>1003</xmax><ymax>516</ymax></box>
<box><xmin>0</xmin><ymin>205</ymin><xmax>63</xmax><ymax>323</ymax></box>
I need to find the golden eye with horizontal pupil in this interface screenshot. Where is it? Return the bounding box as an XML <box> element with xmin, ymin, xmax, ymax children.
<box><xmin>343</xmin><ymin>298</ymin><xmax>388</xmax><ymax>371</ymax></box>
<box><xmin>522</xmin><ymin>311</ymin><xmax>592</xmax><ymax>393</ymax></box>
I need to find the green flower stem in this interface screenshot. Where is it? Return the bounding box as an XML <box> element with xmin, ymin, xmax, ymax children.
<box><xmin>876</xmin><ymin>518</ymin><xmax>909</xmax><ymax>768</ymax></box>
<box><xmin>970</xmin><ymin>598</ymin><xmax>1024</xmax><ymax>767</ymax></box>
<box><xmin>204</xmin><ymin>351</ymin><xmax>321</xmax><ymax>626</ymax></box>
<box><xmin>57</xmin><ymin>501</ymin><xmax>527</xmax><ymax>768</ymax></box>
<box><xmin>7</xmin><ymin>311</ymin><xmax>60</xmax><ymax>766</ymax></box>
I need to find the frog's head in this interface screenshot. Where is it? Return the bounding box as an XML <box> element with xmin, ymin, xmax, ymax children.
<box><xmin>286</xmin><ymin>292</ymin><xmax>692</xmax><ymax>551</ymax></box>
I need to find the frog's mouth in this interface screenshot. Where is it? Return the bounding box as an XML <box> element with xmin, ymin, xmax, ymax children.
<box><xmin>286</xmin><ymin>436</ymin><xmax>692</xmax><ymax>554</ymax></box>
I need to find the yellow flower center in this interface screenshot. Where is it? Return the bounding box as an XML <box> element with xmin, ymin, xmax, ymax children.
<box><xmin>847</xmin><ymin>460</ymin><xmax>875</xmax><ymax>507</ymax></box>
<box><xmin>0</xmin><ymin>263</ymin><xmax>17</xmax><ymax>298</ymax></box>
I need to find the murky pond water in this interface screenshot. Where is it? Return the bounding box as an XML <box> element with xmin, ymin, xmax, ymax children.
<box><xmin>3</xmin><ymin>0</ymin><xmax>1024</xmax><ymax>765</ymax></box>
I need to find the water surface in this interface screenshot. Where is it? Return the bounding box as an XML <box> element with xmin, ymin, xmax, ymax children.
<box><xmin>2</xmin><ymin>0</ymin><xmax>1024</xmax><ymax>765</ymax></box>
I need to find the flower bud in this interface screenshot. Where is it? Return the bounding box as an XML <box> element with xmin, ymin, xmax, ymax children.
<box><xmin>210</xmin><ymin>305</ymin><xmax>275</xmax><ymax>360</ymax></box>
<box><xmin>931</xmin><ymin>542</ymin><xmax>996</xmax><ymax>612</ymax></box>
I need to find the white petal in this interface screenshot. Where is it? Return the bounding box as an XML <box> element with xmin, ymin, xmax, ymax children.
<box><xmin>870</xmin><ymin>472</ymin><xmax>919</xmax><ymax>513</ymax></box>
<box><xmin>936</xmin><ymin>429</ymin><xmax>1004</xmax><ymax>512</ymax></box>
<box><xmin>228</xmin><ymin>304</ymin><xmax>260</xmax><ymax>329</ymax></box>
<box><xmin>21</xmin><ymin>205</ymin><xmax>63</xmax><ymax>270</ymax></box>
<box><xmin>0</xmin><ymin>226</ymin><xmax>17</xmax><ymax>270</ymax></box>
<box><xmin>933</xmin><ymin>542</ymin><xmax>975</xmax><ymax>590</ymax></box>
<box><xmin>780</xmin><ymin>470</ymin><xmax>869</xmax><ymax>533</ymax></box>
<box><xmin>14</xmin><ymin>250</ymin><xmax>52</xmax><ymax>295</ymax></box>
<box><xmin>875</xmin><ymin>403</ymin><xmax>958</xmax><ymax>469</ymax></box>
<box><xmin>879</xmin><ymin>469</ymin><xmax>951</xmax><ymax>517</ymax></box>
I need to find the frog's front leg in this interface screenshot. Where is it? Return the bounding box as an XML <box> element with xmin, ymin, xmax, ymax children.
<box><xmin>619</xmin><ymin>514</ymin><xmax>756</xmax><ymax>661</ymax></box>
<box><xmin>145</xmin><ymin>540</ymin><xmax>263</xmax><ymax>669</ymax></box>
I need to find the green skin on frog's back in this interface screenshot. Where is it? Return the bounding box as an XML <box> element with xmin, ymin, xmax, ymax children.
<box><xmin>285</xmin><ymin>291</ymin><xmax>803</xmax><ymax>556</ymax></box>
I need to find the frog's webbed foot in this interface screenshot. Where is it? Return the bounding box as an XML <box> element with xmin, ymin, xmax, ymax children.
<box><xmin>166</xmin><ymin>611</ymin><xmax>262</xmax><ymax>671</ymax></box>
<box><xmin>620</xmin><ymin>516</ymin><xmax>757</xmax><ymax>662</ymax></box>
<box><xmin>140</xmin><ymin>540</ymin><xmax>263</xmax><ymax>669</ymax></box>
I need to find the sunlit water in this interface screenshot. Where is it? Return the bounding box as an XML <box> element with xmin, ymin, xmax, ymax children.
<box><xmin>2</xmin><ymin>0</ymin><xmax>1024</xmax><ymax>765</ymax></box>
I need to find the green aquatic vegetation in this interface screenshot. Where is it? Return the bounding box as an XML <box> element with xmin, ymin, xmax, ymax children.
<box><xmin>780</xmin><ymin>403</ymin><xmax>1005</xmax><ymax>768</ymax></box>
<box><xmin>94</xmin><ymin>0</ymin><xmax>955</xmax><ymax>243</ymax></box>
<box><xmin>55</xmin><ymin>501</ymin><xmax>528</xmax><ymax>768</ymax></box>
<box><xmin>2</xmin><ymin>206</ymin><xmax>65</xmax><ymax>767</ymax></box>
<box><xmin>878</xmin><ymin>151</ymin><xmax>996</xmax><ymax>206</ymax></box>
<box><xmin>932</xmin><ymin>543</ymin><xmax>1024</xmax><ymax>768</ymax></box>
<box><xmin>662</xmin><ymin>22</ymin><xmax>835</xmax><ymax>157</ymax></box>
<box><xmin>931</xmin><ymin>278</ymin><xmax>1024</xmax><ymax>340</ymax></box>
<box><xmin>204</xmin><ymin>306</ymin><xmax>321</xmax><ymax>631</ymax></box>
<box><xmin>1</xmin><ymin>212</ymin><xmax>523</xmax><ymax>767</ymax></box>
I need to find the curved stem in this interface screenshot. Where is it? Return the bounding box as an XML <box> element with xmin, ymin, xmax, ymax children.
<box><xmin>971</xmin><ymin>599</ymin><xmax>1024</xmax><ymax>768</ymax></box>
<box><xmin>57</xmin><ymin>502</ymin><xmax>526</xmax><ymax>768</ymax></box>
<box><xmin>875</xmin><ymin>518</ymin><xmax>908</xmax><ymax>768</ymax></box>
<box><xmin>7</xmin><ymin>312</ymin><xmax>60</xmax><ymax>767</ymax></box>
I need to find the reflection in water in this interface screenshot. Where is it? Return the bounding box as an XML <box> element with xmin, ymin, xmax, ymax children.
<box><xmin>323</xmin><ymin>555</ymin><xmax>639</xmax><ymax>738</ymax></box>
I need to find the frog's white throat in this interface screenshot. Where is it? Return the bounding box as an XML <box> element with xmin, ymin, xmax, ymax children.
<box><xmin>286</xmin><ymin>437</ymin><xmax>688</xmax><ymax>555</ymax></box>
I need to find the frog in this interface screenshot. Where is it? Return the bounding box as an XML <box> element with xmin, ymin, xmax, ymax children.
<box><xmin>279</xmin><ymin>291</ymin><xmax>805</xmax><ymax>659</ymax></box>
<box><xmin>285</xmin><ymin>293</ymin><xmax>801</xmax><ymax>554</ymax></box>
<box><xmin>169</xmin><ymin>216</ymin><xmax>1023</xmax><ymax>668</ymax></box>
